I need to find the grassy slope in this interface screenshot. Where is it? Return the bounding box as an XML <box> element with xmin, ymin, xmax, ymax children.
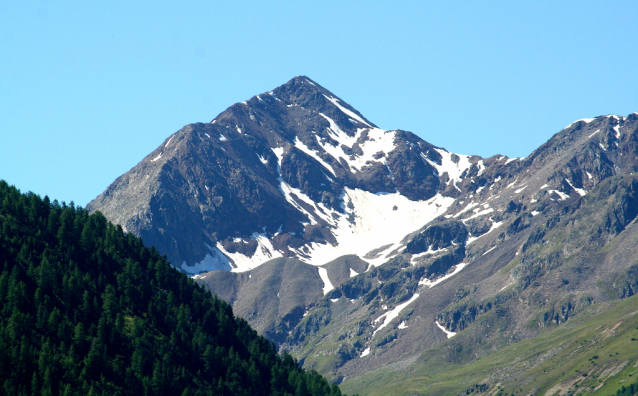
<box><xmin>341</xmin><ymin>293</ymin><xmax>638</xmax><ymax>396</ymax></box>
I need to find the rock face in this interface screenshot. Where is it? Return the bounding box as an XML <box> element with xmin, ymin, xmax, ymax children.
<box><xmin>88</xmin><ymin>77</ymin><xmax>638</xmax><ymax>394</ymax></box>
<box><xmin>87</xmin><ymin>76</ymin><xmax>470</xmax><ymax>274</ymax></box>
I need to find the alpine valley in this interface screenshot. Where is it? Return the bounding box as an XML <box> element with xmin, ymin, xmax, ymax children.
<box><xmin>88</xmin><ymin>76</ymin><xmax>638</xmax><ymax>395</ymax></box>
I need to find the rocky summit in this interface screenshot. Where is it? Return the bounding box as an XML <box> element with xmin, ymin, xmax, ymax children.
<box><xmin>88</xmin><ymin>77</ymin><xmax>638</xmax><ymax>395</ymax></box>
<box><xmin>88</xmin><ymin>76</ymin><xmax>472</xmax><ymax>275</ymax></box>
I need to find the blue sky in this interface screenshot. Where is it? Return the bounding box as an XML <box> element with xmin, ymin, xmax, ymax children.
<box><xmin>2</xmin><ymin>1</ymin><xmax>637</xmax><ymax>207</ymax></box>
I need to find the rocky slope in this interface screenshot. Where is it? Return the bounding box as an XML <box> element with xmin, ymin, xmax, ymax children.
<box><xmin>87</xmin><ymin>76</ymin><xmax>481</xmax><ymax>275</ymax></box>
<box><xmin>88</xmin><ymin>76</ymin><xmax>638</xmax><ymax>394</ymax></box>
<box><xmin>267</xmin><ymin>112</ymin><xmax>638</xmax><ymax>391</ymax></box>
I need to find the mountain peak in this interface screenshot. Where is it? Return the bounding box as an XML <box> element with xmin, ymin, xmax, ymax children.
<box><xmin>89</xmin><ymin>77</ymin><xmax>456</xmax><ymax>274</ymax></box>
<box><xmin>274</xmin><ymin>75</ymin><xmax>332</xmax><ymax>97</ymax></box>
<box><xmin>84</xmin><ymin>77</ymin><xmax>638</xmax><ymax>395</ymax></box>
<box><xmin>212</xmin><ymin>76</ymin><xmax>377</xmax><ymax>130</ymax></box>
<box><xmin>91</xmin><ymin>81</ymin><xmax>638</xmax><ymax>279</ymax></box>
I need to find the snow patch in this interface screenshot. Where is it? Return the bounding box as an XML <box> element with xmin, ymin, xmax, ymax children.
<box><xmin>466</xmin><ymin>221</ymin><xmax>503</xmax><ymax>245</ymax></box>
<box><xmin>350</xmin><ymin>268</ymin><xmax>359</xmax><ymax>277</ymax></box>
<box><xmin>360</xmin><ymin>347</ymin><xmax>371</xmax><ymax>357</ymax></box>
<box><xmin>219</xmin><ymin>134</ymin><xmax>227</xmax><ymax>142</ymax></box>
<box><xmin>549</xmin><ymin>189</ymin><xmax>569</xmax><ymax>201</ymax></box>
<box><xmin>505</xmin><ymin>157</ymin><xmax>522</xmax><ymax>165</ymax></box>
<box><xmin>317</xmin><ymin>267</ymin><xmax>334</xmax><ymax>295</ymax></box>
<box><xmin>482</xmin><ymin>246</ymin><xmax>497</xmax><ymax>256</ymax></box>
<box><xmin>182</xmin><ymin>244</ymin><xmax>231</xmax><ymax>276</ymax></box>
<box><xmin>151</xmin><ymin>153</ymin><xmax>162</xmax><ymax>162</ymax></box>
<box><xmin>565</xmin><ymin>179</ymin><xmax>586</xmax><ymax>196</ymax></box>
<box><xmin>272</xmin><ymin>147</ymin><xmax>284</xmax><ymax>169</ymax></box>
<box><xmin>398</xmin><ymin>321</ymin><xmax>408</xmax><ymax>329</ymax></box>
<box><xmin>613</xmin><ymin>124</ymin><xmax>621</xmax><ymax>140</ymax></box>
<box><xmin>435</xmin><ymin>321</ymin><xmax>456</xmax><ymax>338</ymax></box>
<box><xmin>216</xmin><ymin>233</ymin><xmax>282</xmax><ymax>272</ymax></box>
<box><xmin>323</xmin><ymin>95</ymin><xmax>371</xmax><ymax>127</ymax></box>
<box><xmin>316</xmin><ymin>113</ymin><xmax>396</xmax><ymax>172</ymax></box>
<box><xmin>294</xmin><ymin>137</ymin><xmax>336</xmax><ymax>176</ymax></box>
<box><xmin>410</xmin><ymin>247</ymin><xmax>448</xmax><ymax>264</ymax></box>
<box><xmin>454</xmin><ymin>202</ymin><xmax>479</xmax><ymax>218</ymax></box>
<box><xmin>423</xmin><ymin>149</ymin><xmax>472</xmax><ymax>186</ymax></box>
<box><xmin>276</xmin><ymin>178</ymin><xmax>321</xmax><ymax>225</ymax></box>
<box><xmin>372</xmin><ymin>293</ymin><xmax>420</xmax><ymax>338</ymax></box>
<box><xmin>462</xmin><ymin>207</ymin><xmax>494</xmax><ymax>222</ymax></box>
<box><xmin>476</xmin><ymin>160</ymin><xmax>486</xmax><ymax>176</ymax></box>
<box><xmin>419</xmin><ymin>263</ymin><xmax>466</xmax><ymax>287</ymax></box>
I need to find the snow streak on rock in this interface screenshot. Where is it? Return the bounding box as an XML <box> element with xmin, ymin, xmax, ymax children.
<box><xmin>435</xmin><ymin>321</ymin><xmax>457</xmax><ymax>338</ymax></box>
<box><xmin>372</xmin><ymin>293</ymin><xmax>421</xmax><ymax>338</ymax></box>
<box><xmin>419</xmin><ymin>263</ymin><xmax>467</xmax><ymax>288</ymax></box>
<box><xmin>217</xmin><ymin>233</ymin><xmax>283</xmax><ymax>272</ymax></box>
<box><xmin>317</xmin><ymin>267</ymin><xmax>334</xmax><ymax>295</ymax></box>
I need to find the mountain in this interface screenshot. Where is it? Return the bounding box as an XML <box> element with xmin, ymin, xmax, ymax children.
<box><xmin>0</xmin><ymin>180</ymin><xmax>346</xmax><ymax>396</ymax></box>
<box><xmin>86</xmin><ymin>76</ymin><xmax>470</xmax><ymax>275</ymax></box>
<box><xmin>88</xmin><ymin>76</ymin><xmax>638</xmax><ymax>395</ymax></box>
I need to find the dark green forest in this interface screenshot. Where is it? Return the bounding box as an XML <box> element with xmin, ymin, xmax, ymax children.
<box><xmin>0</xmin><ymin>180</ymin><xmax>346</xmax><ymax>396</ymax></box>
<box><xmin>613</xmin><ymin>381</ymin><xmax>638</xmax><ymax>396</ymax></box>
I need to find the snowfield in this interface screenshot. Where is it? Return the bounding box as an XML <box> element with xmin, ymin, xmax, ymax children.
<box><xmin>213</xmin><ymin>187</ymin><xmax>454</xmax><ymax>272</ymax></box>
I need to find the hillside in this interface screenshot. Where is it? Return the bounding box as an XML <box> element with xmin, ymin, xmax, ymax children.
<box><xmin>0</xmin><ymin>180</ymin><xmax>346</xmax><ymax>396</ymax></box>
<box><xmin>341</xmin><ymin>293</ymin><xmax>638</xmax><ymax>395</ymax></box>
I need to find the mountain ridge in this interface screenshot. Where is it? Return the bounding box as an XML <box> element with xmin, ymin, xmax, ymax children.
<box><xmin>87</xmin><ymin>76</ymin><xmax>482</xmax><ymax>274</ymax></box>
<box><xmin>87</xmin><ymin>76</ymin><xmax>638</xmax><ymax>395</ymax></box>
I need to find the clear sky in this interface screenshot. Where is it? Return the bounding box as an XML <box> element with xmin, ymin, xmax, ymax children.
<box><xmin>2</xmin><ymin>1</ymin><xmax>637</xmax><ymax>207</ymax></box>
